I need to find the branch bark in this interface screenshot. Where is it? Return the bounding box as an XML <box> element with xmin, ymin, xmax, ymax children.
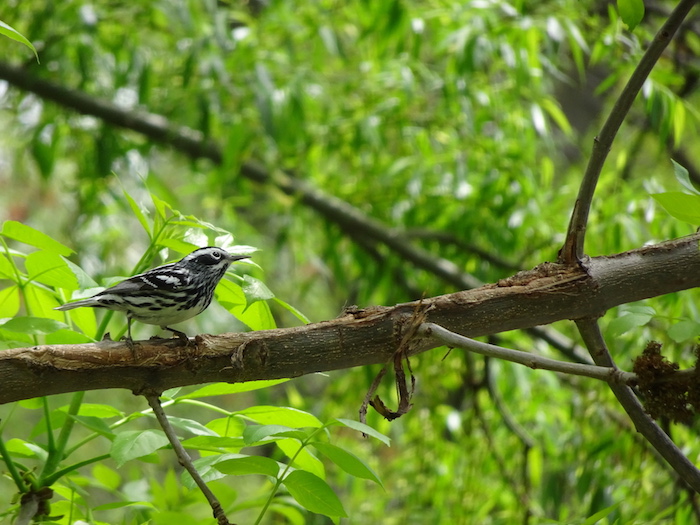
<box><xmin>1</xmin><ymin>233</ymin><xmax>698</xmax><ymax>404</ymax></box>
<box><xmin>575</xmin><ymin>318</ymin><xmax>700</xmax><ymax>492</ymax></box>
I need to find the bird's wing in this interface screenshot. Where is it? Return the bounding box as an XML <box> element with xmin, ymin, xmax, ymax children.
<box><xmin>97</xmin><ymin>265</ymin><xmax>191</xmax><ymax>295</ymax></box>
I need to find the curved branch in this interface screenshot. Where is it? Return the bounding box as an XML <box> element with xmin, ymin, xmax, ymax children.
<box><xmin>561</xmin><ymin>0</ymin><xmax>698</xmax><ymax>263</ymax></box>
<box><xmin>418</xmin><ymin>323</ymin><xmax>635</xmax><ymax>384</ymax></box>
<box><xmin>574</xmin><ymin>318</ymin><xmax>700</xmax><ymax>493</ymax></box>
<box><xmin>146</xmin><ymin>394</ymin><xmax>233</xmax><ymax>525</ymax></box>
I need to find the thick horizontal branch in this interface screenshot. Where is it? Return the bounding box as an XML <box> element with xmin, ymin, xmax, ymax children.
<box><xmin>1</xmin><ymin>233</ymin><xmax>698</xmax><ymax>404</ymax></box>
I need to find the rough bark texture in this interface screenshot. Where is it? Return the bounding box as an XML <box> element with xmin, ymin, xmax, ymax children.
<box><xmin>1</xmin><ymin>233</ymin><xmax>698</xmax><ymax>404</ymax></box>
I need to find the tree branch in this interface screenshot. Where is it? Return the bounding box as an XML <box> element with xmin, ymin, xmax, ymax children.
<box><xmin>418</xmin><ymin>323</ymin><xmax>635</xmax><ymax>384</ymax></box>
<box><xmin>574</xmin><ymin>318</ymin><xmax>700</xmax><ymax>493</ymax></box>
<box><xmin>561</xmin><ymin>0</ymin><xmax>698</xmax><ymax>263</ymax></box>
<box><xmin>145</xmin><ymin>394</ymin><xmax>233</xmax><ymax>525</ymax></box>
<box><xmin>0</xmin><ymin>233</ymin><xmax>698</xmax><ymax>404</ymax></box>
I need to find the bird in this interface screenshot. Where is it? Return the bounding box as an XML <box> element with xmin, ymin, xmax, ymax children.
<box><xmin>55</xmin><ymin>246</ymin><xmax>249</xmax><ymax>345</ymax></box>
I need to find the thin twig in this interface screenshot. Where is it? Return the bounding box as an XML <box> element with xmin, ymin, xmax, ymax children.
<box><xmin>145</xmin><ymin>394</ymin><xmax>234</xmax><ymax>525</ymax></box>
<box><xmin>418</xmin><ymin>323</ymin><xmax>636</xmax><ymax>385</ymax></box>
<box><xmin>574</xmin><ymin>319</ymin><xmax>700</xmax><ymax>493</ymax></box>
<box><xmin>561</xmin><ymin>0</ymin><xmax>698</xmax><ymax>263</ymax></box>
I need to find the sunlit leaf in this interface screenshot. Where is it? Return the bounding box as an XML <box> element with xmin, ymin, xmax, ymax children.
<box><xmin>110</xmin><ymin>430</ymin><xmax>170</xmax><ymax>467</ymax></box>
<box><xmin>0</xmin><ymin>19</ymin><xmax>38</xmax><ymax>61</ymax></box>
<box><xmin>332</xmin><ymin>419</ymin><xmax>391</xmax><ymax>446</ymax></box>
<box><xmin>0</xmin><ymin>285</ymin><xmax>20</xmax><ymax>317</ymax></box>
<box><xmin>124</xmin><ymin>191</ymin><xmax>152</xmax><ymax>237</ymax></box>
<box><xmin>282</xmin><ymin>470</ymin><xmax>347</xmax><ymax>518</ymax></box>
<box><xmin>651</xmin><ymin>192</ymin><xmax>700</xmax><ymax>224</ymax></box>
<box><xmin>311</xmin><ymin>442</ymin><xmax>383</xmax><ymax>486</ymax></box>
<box><xmin>180</xmin><ymin>380</ymin><xmax>289</xmax><ymax>399</ymax></box>
<box><xmin>242</xmin><ymin>275</ymin><xmax>275</xmax><ymax>303</ymax></box>
<box><xmin>277</xmin><ymin>438</ymin><xmax>325</xmax><ymax>479</ymax></box>
<box><xmin>1</xmin><ymin>221</ymin><xmax>73</xmax><ymax>255</ymax></box>
<box><xmin>214</xmin><ymin>455</ymin><xmax>280</xmax><ymax>477</ymax></box>
<box><xmin>164</xmin><ymin>416</ymin><xmax>218</xmax><ymax>437</ymax></box>
<box><xmin>668</xmin><ymin>319</ymin><xmax>700</xmax><ymax>343</ymax></box>
<box><xmin>671</xmin><ymin>160</ymin><xmax>700</xmax><ymax>196</ymax></box>
<box><xmin>237</xmin><ymin>406</ymin><xmax>323</xmax><ymax>428</ymax></box>
<box><xmin>25</xmin><ymin>251</ymin><xmax>78</xmax><ymax>288</ymax></box>
<box><xmin>0</xmin><ymin>316</ymin><xmax>67</xmax><ymax>335</ymax></box>
<box><xmin>617</xmin><ymin>0</ymin><xmax>644</xmax><ymax>31</ymax></box>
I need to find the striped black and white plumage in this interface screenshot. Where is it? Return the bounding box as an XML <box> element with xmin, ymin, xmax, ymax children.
<box><xmin>55</xmin><ymin>247</ymin><xmax>249</xmax><ymax>344</ymax></box>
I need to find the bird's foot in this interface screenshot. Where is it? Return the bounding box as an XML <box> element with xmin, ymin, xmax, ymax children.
<box><xmin>164</xmin><ymin>327</ymin><xmax>191</xmax><ymax>347</ymax></box>
<box><xmin>121</xmin><ymin>335</ymin><xmax>140</xmax><ymax>359</ymax></box>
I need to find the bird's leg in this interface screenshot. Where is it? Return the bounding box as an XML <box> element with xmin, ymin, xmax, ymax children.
<box><xmin>164</xmin><ymin>326</ymin><xmax>190</xmax><ymax>346</ymax></box>
<box><xmin>125</xmin><ymin>318</ymin><xmax>138</xmax><ymax>357</ymax></box>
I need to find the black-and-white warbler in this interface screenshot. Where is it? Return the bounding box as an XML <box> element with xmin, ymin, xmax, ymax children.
<box><xmin>55</xmin><ymin>246</ymin><xmax>249</xmax><ymax>344</ymax></box>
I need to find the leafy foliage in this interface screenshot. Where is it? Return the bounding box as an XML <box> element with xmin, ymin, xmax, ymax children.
<box><xmin>1</xmin><ymin>0</ymin><xmax>700</xmax><ymax>523</ymax></box>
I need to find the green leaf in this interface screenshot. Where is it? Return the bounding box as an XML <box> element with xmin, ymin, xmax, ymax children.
<box><xmin>0</xmin><ymin>285</ymin><xmax>20</xmax><ymax>318</ymax></box>
<box><xmin>181</xmin><ymin>435</ymin><xmax>245</xmax><ymax>451</ymax></box>
<box><xmin>164</xmin><ymin>416</ymin><xmax>218</xmax><ymax>436</ymax></box>
<box><xmin>671</xmin><ymin>160</ymin><xmax>700</xmax><ymax>196</ymax></box>
<box><xmin>25</xmin><ymin>251</ymin><xmax>79</xmax><ymax>288</ymax></box>
<box><xmin>242</xmin><ymin>275</ymin><xmax>275</xmax><ymax>303</ymax></box>
<box><xmin>235</xmin><ymin>299</ymin><xmax>276</xmax><ymax>331</ymax></box>
<box><xmin>94</xmin><ymin>501</ymin><xmax>157</xmax><ymax>511</ymax></box>
<box><xmin>237</xmin><ymin>406</ymin><xmax>323</xmax><ymax>428</ymax></box>
<box><xmin>216</xmin><ymin>278</ymin><xmax>276</xmax><ymax>330</ymax></box>
<box><xmin>91</xmin><ymin>463</ymin><xmax>122</xmax><ymax>491</ymax></box>
<box><xmin>273</xmin><ymin>297</ymin><xmax>311</xmax><ymax>324</ymax></box>
<box><xmin>0</xmin><ymin>253</ymin><xmax>16</xmax><ymax>280</ymax></box>
<box><xmin>158</xmin><ymin>238</ymin><xmax>200</xmax><ymax>256</ymax></box>
<box><xmin>64</xmin><ymin>403</ymin><xmax>124</xmax><ymax>419</ymax></box>
<box><xmin>1</xmin><ymin>221</ymin><xmax>73</xmax><ymax>255</ymax></box>
<box><xmin>179</xmin><ymin>380</ymin><xmax>289</xmax><ymax>399</ymax></box>
<box><xmin>124</xmin><ymin>191</ymin><xmax>152</xmax><ymax>237</ymax></box>
<box><xmin>242</xmin><ymin>424</ymin><xmax>298</xmax><ymax>445</ymax></box>
<box><xmin>24</xmin><ymin>285</ymin><xmax>63</xmax><ymax>320</ymax></box>
<box><xmin>214</xmin><ymin>455</ymin><xmax>280</xmax><ymax>477</ymax></box>
<box><xmin>268</xmin><ymin>503</ymin><xmax>306</xmax><ymax>525</ymax></box>
<box><xmin>668</xmin><ymin>319</ymin><xmax>700</xmax><ymax>343</ymax></box>
<box><xmin>62</xmin><ymin>258</ymin><xmax>99</xmax><ymax>289</ymax></box>
<box><xmin>582</xmin><ymin>502</ymin><xmax>621</xmax><ymax>525</ymax></box>
<box><xmin>110</xmin><ymin>430</ymin><xmax>170</xmax><ymax>467</ymax></box>
<box><xmin>332</xmin><ymin>418</ymin><xmax>391</xmax><ymax>446</ymax></box>
<box><xmin>606</xmin><ymin>307</ymin><xmax>655</xmax><ymax>338</ymax></box>
<box><xmin>0</xmin><ymin>19</ymin><xmax>39</xmax><ymax>61</ymax></box>
<box><xmin>282</xmin><ymin>470</ymin><xmax>347</xmax><ymax>518</ymax></box>
<box><xmin>311</xmin><ymin>442</ymin><xmax>383</xmax><ymax>486</ymax></box>
<box><xmin>4</xmin><ymin>438</ymin><xmax>39</xmax><ymax>458</ymax></box>
<box><xmin>617</xmin><ymin>0</ymin><xmax>644</xmax><ymax>31</ymax></box>
<box><xmin>68</xmin><ymin>415</ymin><xmax>116</xmax><ymax>438</ymax></box>
<box><xmin>651</xmin><ymin>192</ymin><xmax>700</xmax><ymax>224</ymax></box>
<box><xmin>181</xmin><ymin>453</ymin><xmax>241</xmax><ymax>488</ymax></box>
<box><xmin>45</xmin><ymin>330</ymin><xmax>95</xmax><ymax>345</ymax></box>
<box><xmin>206</xmin><ymin>415</ymin><xmax>246</xmax><ymax>438</ymax></box>
<box><xmin>0</xmin><ymin>316</ymin><xmax>67</xmax><ymax>335</ymax></box>
<box><xmin>277</xmin><ymin>438</ymin><xmax>325</xmax><ymax>479</ymax></box>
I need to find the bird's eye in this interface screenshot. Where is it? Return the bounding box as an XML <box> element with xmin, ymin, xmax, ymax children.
<box><xmin>212</xmin><ymin>251</ymin><xmax>222</xmax><ymax>259</ymax></box>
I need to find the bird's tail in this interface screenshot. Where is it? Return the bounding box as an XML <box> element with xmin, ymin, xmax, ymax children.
<box><xmin>55</xmin><ymin>298</ymin><xmax>99</xmax><ymax>311</ymax></box>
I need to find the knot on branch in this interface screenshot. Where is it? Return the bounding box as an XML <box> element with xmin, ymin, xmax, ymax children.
<box><xmin>633</xmin><ymin>341</ymin><xmax>700</xmax><ymax>424</ymax></box>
